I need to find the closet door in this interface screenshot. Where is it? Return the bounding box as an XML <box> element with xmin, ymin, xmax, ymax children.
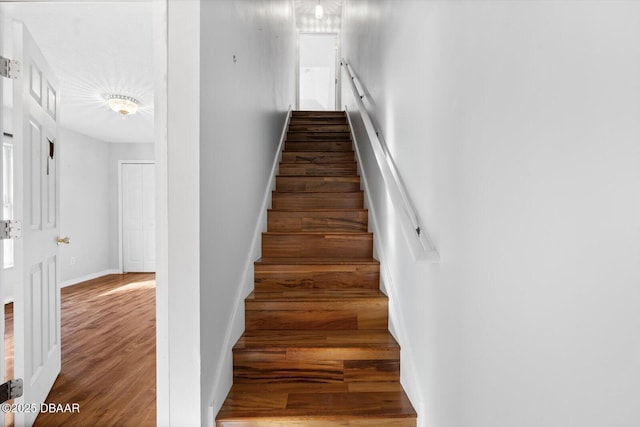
<box><xmin>122</xmin><ymin>163</ymin><xmax>155</xmax><ymax>272</ymax></box>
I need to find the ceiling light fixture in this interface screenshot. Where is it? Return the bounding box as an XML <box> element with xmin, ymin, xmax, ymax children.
<box><xmin>107</xmin><ymin>94</ymin><xmax>139</xmax><ymax>116</ymax></box>
<box><xmin>315</xmin><ymin>1</ymin><xmax>324</xmax><ymax>19</ymax></box>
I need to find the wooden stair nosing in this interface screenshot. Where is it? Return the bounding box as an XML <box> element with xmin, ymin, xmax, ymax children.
<box><xmin>261</xmin><ymin>232</ymin><xmax>374</xmax><ymax>259</ymax></box>
<box><xmin>267</xmin><ymin>209</ymin><xmax>368</xmax><ymax>233</ymax></box>
<box><xmin>284</xmin><ymin>141</ymin><xmax>353</xmax><ymax>152</ymax></box>
<box><xmin>275</xmin><ymin>176</ymin><xmax>361</xmax><ymax>193</ymax></box>
<box><xmin>280</xmin><ymin>151</ymin><xmax>355</xmax><ymax>163</ymax></box>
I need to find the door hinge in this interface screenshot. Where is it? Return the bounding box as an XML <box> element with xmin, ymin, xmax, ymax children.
<box><xmin>0</xmin><ymin>379</ymin><xmax>23</xmax><ymax>403</ymax></box>
<box><xmin>0</xmin><ymin>220</ymin><xmax>22</xmax><ymax>240</ymax></box>
<box><xmin>0</xmin><ymin>56</ymin><xmax>21</xmax><ymax>79</ymax></box>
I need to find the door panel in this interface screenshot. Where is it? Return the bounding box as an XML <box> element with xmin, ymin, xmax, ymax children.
<box><xmin>298</xmin><ymin>34</ymin><xmax>338</xmax><ymax>111</ymax></box>
<box><xmin>13</xmin><ymin>22</ymin><xmax>61</xmax><ymax>427</ymax></box>
<box><xmin>122</xmin><ymin>163</ymin><xmax>156</xmax><ymax>273</ymax></box>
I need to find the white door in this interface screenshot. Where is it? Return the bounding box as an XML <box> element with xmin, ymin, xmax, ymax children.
<box><xmin>298</xmin><ymin>34</ymin><xmax>338</xmax><ymax>111</ymax></box>
<box><xmin>122</xmin><ymin>163</ymin><xmax>155</xmax><ymax>272</ymax></box>
<box><xmin>13</xmin><ymin>22</ymin><xmax>61</xmax><ymax>427</ymax></box>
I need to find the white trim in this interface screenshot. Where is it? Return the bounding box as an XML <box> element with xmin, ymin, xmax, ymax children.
<box><xmin>210</xmin><ymin>107</ymin><xmax>292</xmax><ymax>415</ymax></box>
<box><xmin>153</xmin><ymin>0</ymin><xmax>169</xmax><ymax>424</ymax></box>
<box><xmin>60</xmin><ymin>269</ymin><xmax>121</xmax><ymax>288</ymax></box>
<box><xmin>346</xmin><ymin>109</ymin><xmax>426</xmax><ymax>427</ymax></box>
<box><xmin>117</xmin><ymin>159</ymin><xmax>155</xmax><ymax>274</ymax></box>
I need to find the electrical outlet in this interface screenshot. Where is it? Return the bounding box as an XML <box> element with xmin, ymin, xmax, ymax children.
<box><xmin>70</xmin><ymin>256</ymin><xmax>76</xmax><ymax>265</ymax></box>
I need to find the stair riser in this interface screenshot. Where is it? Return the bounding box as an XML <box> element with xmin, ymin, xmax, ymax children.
<box><xmin>276</xmin><ymin>177</ymin><xmax>361</xmax><ymax>193</ymax></box>
<box><xmin>287</xmin><ymin>132</ymin><xmax>351</xmax><ymax>141</ymax></box>
<box><xmin>278</xmin><ymin>163</ymin><xmax>357</xmax><ymax>177</ymax></box>
<box><xmin>281</xmin><ymin>152</ymin><xmax>354</xmax><ymax>163</ymax></box>
<box><xmin>254</xmin><ymin>264</ymin><xmax>380</xmax><ymax>291</ymax></box>
<box><xmin>272</xmin><ymin>192</ymin><xmax>363</xmax><ymax>210</ymax></box>
<box><xmin>285</xmin><ymin>141</ymin><xmax>352</xmax><ymax>152</ymax></box>
<box><xmin>245</xmin><ymin>300</ymin><xmax>388</xmax><ymax>330</ymax></box>
<box><xmin>262</xmin><ymin>234</ymin><xmax>373</xmax><ymax>258</ymax></box>
<box><xmin>289</xmin><ymin>125</ymin><xmax>350</xmax><ymax>132</ymax></box>
<box><xmin>233</xmin><ymin>351</ymin><xmax>399</xmax><ymax>384</ymax></box>
<box><xmin>268</xmin><ymin>210</ymin><xmax>367</xmax><ymax>233</ymax></box>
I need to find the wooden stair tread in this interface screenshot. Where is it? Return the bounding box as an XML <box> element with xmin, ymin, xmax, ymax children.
<box><xmin>234</xmin><ymin>330</ymin><xmax>399</xmax><ymax>350</ymax></box>
<box><xmin>217</xmin><ymin>383</ymin><xmax>416</xmax><ymax>422</ymax></box>
<box><xmin>280</xmin><ymin>152</ymin><xmax>355</xmax><ymax>163</ymax></box>
<box><xmin>256</xmin><ymin>257</ymin><xmax>379</xmax><ymax>265</ymax></box>
<box><xmin>263</xmin><ymin>231</ymin><xmax>372</xmax><ymax>236</ymax></box>
<box><xmin>246</xmin><ymin>289</ymin><xmax>387</xmax><ymax>301</ymax></box>
<box><xmin>268</xmin><ymin>208</ymin><xmax>367</xmax><ymax>212</ymax></box>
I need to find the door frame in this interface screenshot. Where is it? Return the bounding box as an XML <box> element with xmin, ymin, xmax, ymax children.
<box><xmin>1</xmin><ymin>1</ymin><xmax>199</xmax><ymax>424</ymax></box>
<box><xmin>296</xmin><ymin>31</ymin><xmax>341</xmax><ymax>111</ymax></box>
<box><xmin>117</xmin><ymin>160</ymin><xmax>155</xmax><ymax>274</ymax></box>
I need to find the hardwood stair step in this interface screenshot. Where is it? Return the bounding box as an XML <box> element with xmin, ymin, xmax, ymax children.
<box><xmin>233</xmin><ymin>330</ymin><xmax>400</xmax><ymax>384</ymax></box>
<box><xmin>281</xmin><ymin>151</ymin><xmax>354</xmax><ymax>163</ymax></box>
<box><xmin>278</xmin><ymin>163</ymin><xmax>357</xmax><ymax>177</ymax></box>
<box><xmin>287</xmin><ymin>132</ymin><xmax>352</xmax><ymax>141</ymax></box>
<box><xmin>291</xmin><ymin>111</ymin><xmax>346</xmax><ymax>118</ymax></box>
<box><xmin>272</xmin><ymin>191</ymin><xmax>363</xmax><ymax>209</ymax></box>
<box><xmin>261</xmin><ymin>232</ymin><xmax>373</xmax><ymax>258</ymax></box>
<box><xmin>245</xmin><ymin>289</ymin><xmax>388</xmax><ymax>330</ymax></box>
<box><xmin>284</xmin><ymin>141</ymin><xmax>353</xmax><ymax>152</ymax></box>
<box><xmin>216</xmin><ymin>383</ymin><xmax>416</xmax><ymax>426</ymax></box>
<box><xmin>268</xmin><ymin>209</ymin><xmax>367</xmax><ymax>233</ymax></box>
<box><xmin>254</xmin><ymin>257</ymin><xmax>380</xmax><ymax>291</ymax></box>
<box><xmin>276</xmin><ymin>176</ymin><xmax>361</xmax><ymax>192</ymax></box>
<box><xmin>289</xmin><ymin>119</ymin><xmax>349</xmax><ymax>127</ymax></box>
<box><xmin>288</xmin><ymin>124</ymin><xmax>350</xmax><ymax>132</ymax></box>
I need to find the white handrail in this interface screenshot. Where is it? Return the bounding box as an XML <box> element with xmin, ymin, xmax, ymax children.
<box><xmin>342</xmin><ymin>59</ymin><xmax>439</xmax><ymax>261</ymax></box>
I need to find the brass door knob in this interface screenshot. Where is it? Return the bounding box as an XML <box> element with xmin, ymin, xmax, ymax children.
<box><xmin>57</xmin><ymin>236</ymin><xmax>70</xmax><ymax>245</ymax></box>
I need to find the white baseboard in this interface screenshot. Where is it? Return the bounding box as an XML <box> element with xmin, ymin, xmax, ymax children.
<box><xmin>61</xmin><ymin>269</ymin><xmax>122</xmax><ymax>288</ymax></box>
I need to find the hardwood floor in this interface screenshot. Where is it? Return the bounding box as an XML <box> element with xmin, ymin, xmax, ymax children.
<box><xmin>5</xmin><ymin>273</ymin><xmax>155</xmax><ymax>427</ymax></box>
<box><xmin>216</xmin><ymin>111</ymin><xmax>416</xmax><ymax>426</ymax></box>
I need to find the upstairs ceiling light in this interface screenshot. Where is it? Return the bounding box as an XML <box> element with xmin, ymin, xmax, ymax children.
<box><xmin>107</xmin><ymin>94</ymin><xmax>139</xmax><ymax>116</ymax></box>
<box><xmin>315</xmin><ymin>1</ymin><xmax>324</xmax><ymax>19</ymax></box>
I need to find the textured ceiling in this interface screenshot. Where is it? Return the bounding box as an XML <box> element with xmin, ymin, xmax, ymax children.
<box><xmin>1</xmin><ymin>2</ymin><xmax>154</xmax><ymax>143</ymax></box>
<box><xmin>295</xmin><ymin>0</ymin><xmax>342</xmax><ymax>33</ymax></box>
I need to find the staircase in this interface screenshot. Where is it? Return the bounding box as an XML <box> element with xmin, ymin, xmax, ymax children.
<box><xmin>216</xmin><ymin>111</ymin><xmax>417</xmax><ymax>426</ymax></box>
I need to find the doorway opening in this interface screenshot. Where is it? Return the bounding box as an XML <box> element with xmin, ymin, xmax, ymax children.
<box><xmin>0</xmin><ymin>2</ymin><xmax>157</xmax><ymax>425</ymax></box>
<box><xmin>297</xmin><ymin>33</ymin><xmax>340</xmax><ymax>111</ymax></box>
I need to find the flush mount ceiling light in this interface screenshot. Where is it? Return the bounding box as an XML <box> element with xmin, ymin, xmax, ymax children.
<box><xmin>315</xmin><ymin>0</ymin><xmax>324</xmax><ymax>19</ymax></box>
<box><xmin>107</xmin><ymin>94</ymin><xmax>139</xmax><ymax>116</ymax></box>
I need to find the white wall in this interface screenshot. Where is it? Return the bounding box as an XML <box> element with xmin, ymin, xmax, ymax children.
<box><xmin>199</xmin><ymin>0</ymin><xmax>295</xmax><ymax>424</ymax></box>
<box><xmin>59</xmin><ymin>128</ymin><xmax>111</xmax><ymax>285</ymax></box>
<box><xmin>342</xmin><ymin>1</ymin><xmax>640</xmax><ymax>427</ymax></box>
<box><xmin>58</xmin><ymin>129</ymin><xmax>153</xmax><ymax>288</ymax></box>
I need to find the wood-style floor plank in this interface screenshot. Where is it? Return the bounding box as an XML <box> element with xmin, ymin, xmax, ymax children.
<box><xmin>3</xmin><ymin>273</ymin><xmax>156</xmax><ymax>427</ymax></box>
